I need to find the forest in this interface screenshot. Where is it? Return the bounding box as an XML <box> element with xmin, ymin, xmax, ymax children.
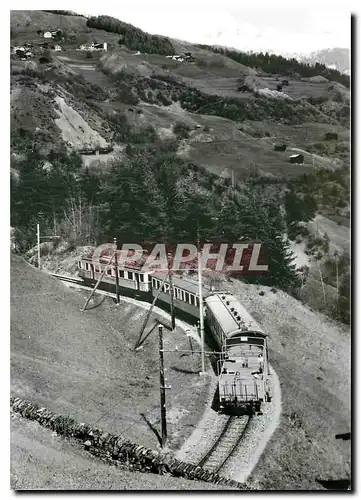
<box><xmin>11</xmin><ymin>139</ymin><xmax>301</xmax><ymax>292</ymax></box>
<box><xmin>86</xmin><ymin>15</ymin><xmax>174</xmax><ymax>55</ymax></box>
<box><xmin>196</xmin><ymin>44</ymin><xmax>350</xmax><ymax>88</ymax></box>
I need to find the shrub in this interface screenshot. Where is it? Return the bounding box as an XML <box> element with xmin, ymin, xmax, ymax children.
<box><xmin>173</xmin><ymin>122</ymin><xmax>191</xmax><ymax>139</ymax></box>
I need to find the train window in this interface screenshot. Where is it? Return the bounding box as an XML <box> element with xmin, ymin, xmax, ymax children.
<box><xmin>128</xmin><ymin>271</ymin><xmax>134</xmax><ymax>280</ymax></box>
<box><xmin>106</xmin><ymin>268</ymin><xmax>112</xmax><ymax>276</ymax></box>
<box><xmin>196</xmin><ymin>297</ymin><xmax>199</xmax><ymax>308</ymax></box>
<box><xmin>153</xmin><ymin>279</ymin><xmax>158</xmax><ymax>289</ymax></box>
<box><xmin>139</xmin><ymin>274</ymin><xmax>144</xmax><ymax>282</ymax></box>
<box><xmin>164</xmin><ymin>284</ymin><xmax>170</xmax><ymax>293</ymax></box>
<box><xmin>178</xmin><ymin>289</ymin><xmax>183</xmax><ymax>300</ymax></box>
<box><xmin>184</xmin><ymin>291</ymin><xmax>189</xmax><ymax>303</ymax></box>
<box><xmin>85</xmin><ymin>263</ymin><xmax>89</xmax><ymax>271</ymax></box>
<box><xmin>119</xmin><ymin>270</ymin><xmax>125</xmax><ymax>279</ymax></box>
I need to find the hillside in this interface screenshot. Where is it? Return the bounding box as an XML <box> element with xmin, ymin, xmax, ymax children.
<box><xmin>10</xmin><ymin>11</ymin><xmax>351</xmax><ymax>490</ymax></box>
<box><xmin>222</xmin><ymin>278</ymin><xmax>351</xmax><ymax>489</ymax></box>
<box><xmin>11</xmin><ymin>411</ymin><xmax>230</xmax><ymax>490</ymax></box>
<box><xmin>11</xmin><ymin>10</ymin><xmax>350</xmax><ymax>172</ymax></box>
<box><xmin>10</xmin><ymin>8</ymin><xmax>350</xmax><ymax>324</ymax></box>
<box><xmin>10</xmin><ymin>255</ymin><xmax>212</xmax><ymax>454</ymax></box>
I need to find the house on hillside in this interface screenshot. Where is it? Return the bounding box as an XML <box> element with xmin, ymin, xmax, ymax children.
<box><xmin>53</xmin><ymin>44</ymin><xmax>62</xmax><ymax>52</ymax></box>
<box><xmin>289</xmin><ymin>154</ymin><xmax>304</xmax><ymax>164</ymax></box>
<box><xmin>77</xmin><ymin>42</ymin><xmax>107</xmax><ymax>52</ymax></box>
<box><xmin>93</xmin><ymin>42</ymin><xmax>107</xmax><ymax>51</ymax></box>
<box><xmin>324</xmin><ymin>132</ymin><xmax>338</xmax><ymax>141</ymax></box>
<box><xmin>44</xmin><ymin>31</ymin><xmax>52</xmax><ymax>38</ymax></box>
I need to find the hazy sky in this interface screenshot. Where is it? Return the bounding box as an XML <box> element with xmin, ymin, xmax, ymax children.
<box><xmin>79</xmin><ymin>3</ymin><xmax>351</xmax><ymax>54</ymax></box>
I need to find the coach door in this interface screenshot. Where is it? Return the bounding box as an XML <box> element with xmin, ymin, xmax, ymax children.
<box><xmin>134</xmin><ymin>271</ymin><xmax>140</xmax><ymax>291</ymax></box>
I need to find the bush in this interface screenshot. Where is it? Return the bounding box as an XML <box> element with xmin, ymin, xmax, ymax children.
<box><xmin>173</xmin><ymin>122</ymin><xmax>191</xmax><ymax>139</ymax></box>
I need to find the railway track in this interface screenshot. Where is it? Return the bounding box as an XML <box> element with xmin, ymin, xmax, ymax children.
<box><xmin>50</xmin><ymin>273</ymin><xmax>118</xmax><ymax>299</ymax></box>
<box><xmin>196</xmin><ymin>415</ymin><xmax>252</xmax><ymax>475</ymax></box>
<box><xmin>50</xmin><ymin>273</ymin><xmax>84</xmax><ymax>285</ymax></box>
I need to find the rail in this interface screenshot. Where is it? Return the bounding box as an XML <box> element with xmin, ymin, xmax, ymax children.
<box><xmin>196</xmin><ymin>415</ymin><xmax>252</xmax><ymax>475</ymax></box>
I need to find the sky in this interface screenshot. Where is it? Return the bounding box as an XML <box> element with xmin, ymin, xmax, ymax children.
<box><xmin>77</xmin><ymin>2</ymin><xmax>351</xmax><ymax>55</ymax></box>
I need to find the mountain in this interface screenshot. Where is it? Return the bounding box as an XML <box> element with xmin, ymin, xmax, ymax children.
<box><xmin>297</xmin><ymin>48</ymin><xmax>350</xmax><ymax>75</ymax></box>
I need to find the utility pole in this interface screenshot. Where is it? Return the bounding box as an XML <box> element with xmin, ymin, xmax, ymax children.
<box><xmin>36</xmin><ymin>223</ymin><xmax>60</xmax><ymax>271</ymax></box>
<box><xmin>231</xmin><ymin>169</ymin><xmax>235</xmax><ymax>188</ymax></box>
<box><xmin>167</xmin><ymin>252</ymin><xmax>175</xmax><ymax>330</ymax></box>
<box><xmin>81</xmin><ymin>252</ymin><xmax>115</xmax><ymax>312</ymax></box>
<box><xmin>134</xmin><ymin>273</ymin><xmax>169</xmax><ymax>350</ymax></box>
<box><xmin>37</xmin><ymin>223</ymin><xmax>41</xmax><ymax>270</ymax></box>
<box><xmin>197</xmin><ymin>228</ymin><xmax>205</xmax><ymax>375</ymax></box>
<box><xmin>114</xmin><ymin>237</ymin><xmax>120</xmax><ymax>304</ymax></box>
<box><xmin>158</xmin><ymin>325</ymin><xmax>168</xmax><ymax>449</ymax></box>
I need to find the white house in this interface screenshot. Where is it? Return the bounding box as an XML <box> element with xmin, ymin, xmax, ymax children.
<box><xmin>53</xmin><ymin>45</ymin><xmax>62</xmax><ymax>51</ymax></box>
<box><xmin>44</xmin><ymin>31</ymin><xmax>52</xmax><ymax>38</ymax></box>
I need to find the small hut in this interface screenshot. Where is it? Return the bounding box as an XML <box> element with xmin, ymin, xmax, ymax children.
<box><xmin>289</xmin><ymin>154</ymin><xmax>304</xmax><ymax>164</ymax></box>
<box><xmin>274</xmin><ymin>144</ymin><xmax>287</xmax><ymax>152</ymax></box>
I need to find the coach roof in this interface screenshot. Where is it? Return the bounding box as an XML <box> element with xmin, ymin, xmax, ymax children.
<box><xmin>205</xmin><ymin>292</ymin><xmax>266</xmax><ymax>338</ymax></box>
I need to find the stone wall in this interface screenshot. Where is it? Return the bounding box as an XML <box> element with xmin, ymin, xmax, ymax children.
<box><xmin>10</xmin><ymin>397</ymin><xmax>248</xmax><ymax>489</ymax></box>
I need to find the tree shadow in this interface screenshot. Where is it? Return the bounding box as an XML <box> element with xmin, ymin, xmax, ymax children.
<box><xmin>140</xmin><ymin>412</ymin><xmax>162</xmax><ymax>447</ymax></box>
<box><xmin>170</xmin><ymin>365</ymin><xmax>199</xmax><ymax>375</ymax></box>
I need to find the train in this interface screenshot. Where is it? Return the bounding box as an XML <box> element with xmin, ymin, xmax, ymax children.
<box><xmin>77</xmin><ymin>256</ymin><xmax>271</xmax><ymax>415</ymax></box>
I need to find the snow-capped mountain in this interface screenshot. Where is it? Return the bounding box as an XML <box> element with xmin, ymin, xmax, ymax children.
<box><xmin>297</xmin><ymin>48</ymin><xmax>350</xmax><ymax>75</ymax></box>
<box><xmin>196</xmin><ymin>28</ymin><xmax>350</xmax><ymax>74</ymax></box>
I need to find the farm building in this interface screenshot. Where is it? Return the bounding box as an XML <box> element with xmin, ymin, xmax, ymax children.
<box><xmin>43</xmin><ymin>31</ymin><xmax>52</xmax><ymax>38</ymax></box>
<box><xmin>289</xmin><ymin>154</ymin><xmax>304</xmax><ymax>164</ymax></box>
<box><xmin>77</xmin><ymin>42</ymin><xmax>107</xmax><ymax>52</ymax></box>
<box><xmin>53</xmin><ymin>45</ymin><xmax>62</xmax><ymax>51</ymax></box>
<box><xmin>325</xmin><ymin>132</ymin><xmax>338</xmax><ymax>141</ymax></box>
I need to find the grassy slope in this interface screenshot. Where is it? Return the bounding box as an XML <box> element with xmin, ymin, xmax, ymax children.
<box><xmin>11</xmin><ymin>411</ymin><xmax>231</xmax><ymax>490</ymax></box>
<box><xmin>10</xmin><ymin>255</ymin><xmax>210</xmax><ymax>454</ymax></box>
<box><xmin>223</xmin><ymin>279</ymin><xmax>351</xmax><ymax>490</ymax></box>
